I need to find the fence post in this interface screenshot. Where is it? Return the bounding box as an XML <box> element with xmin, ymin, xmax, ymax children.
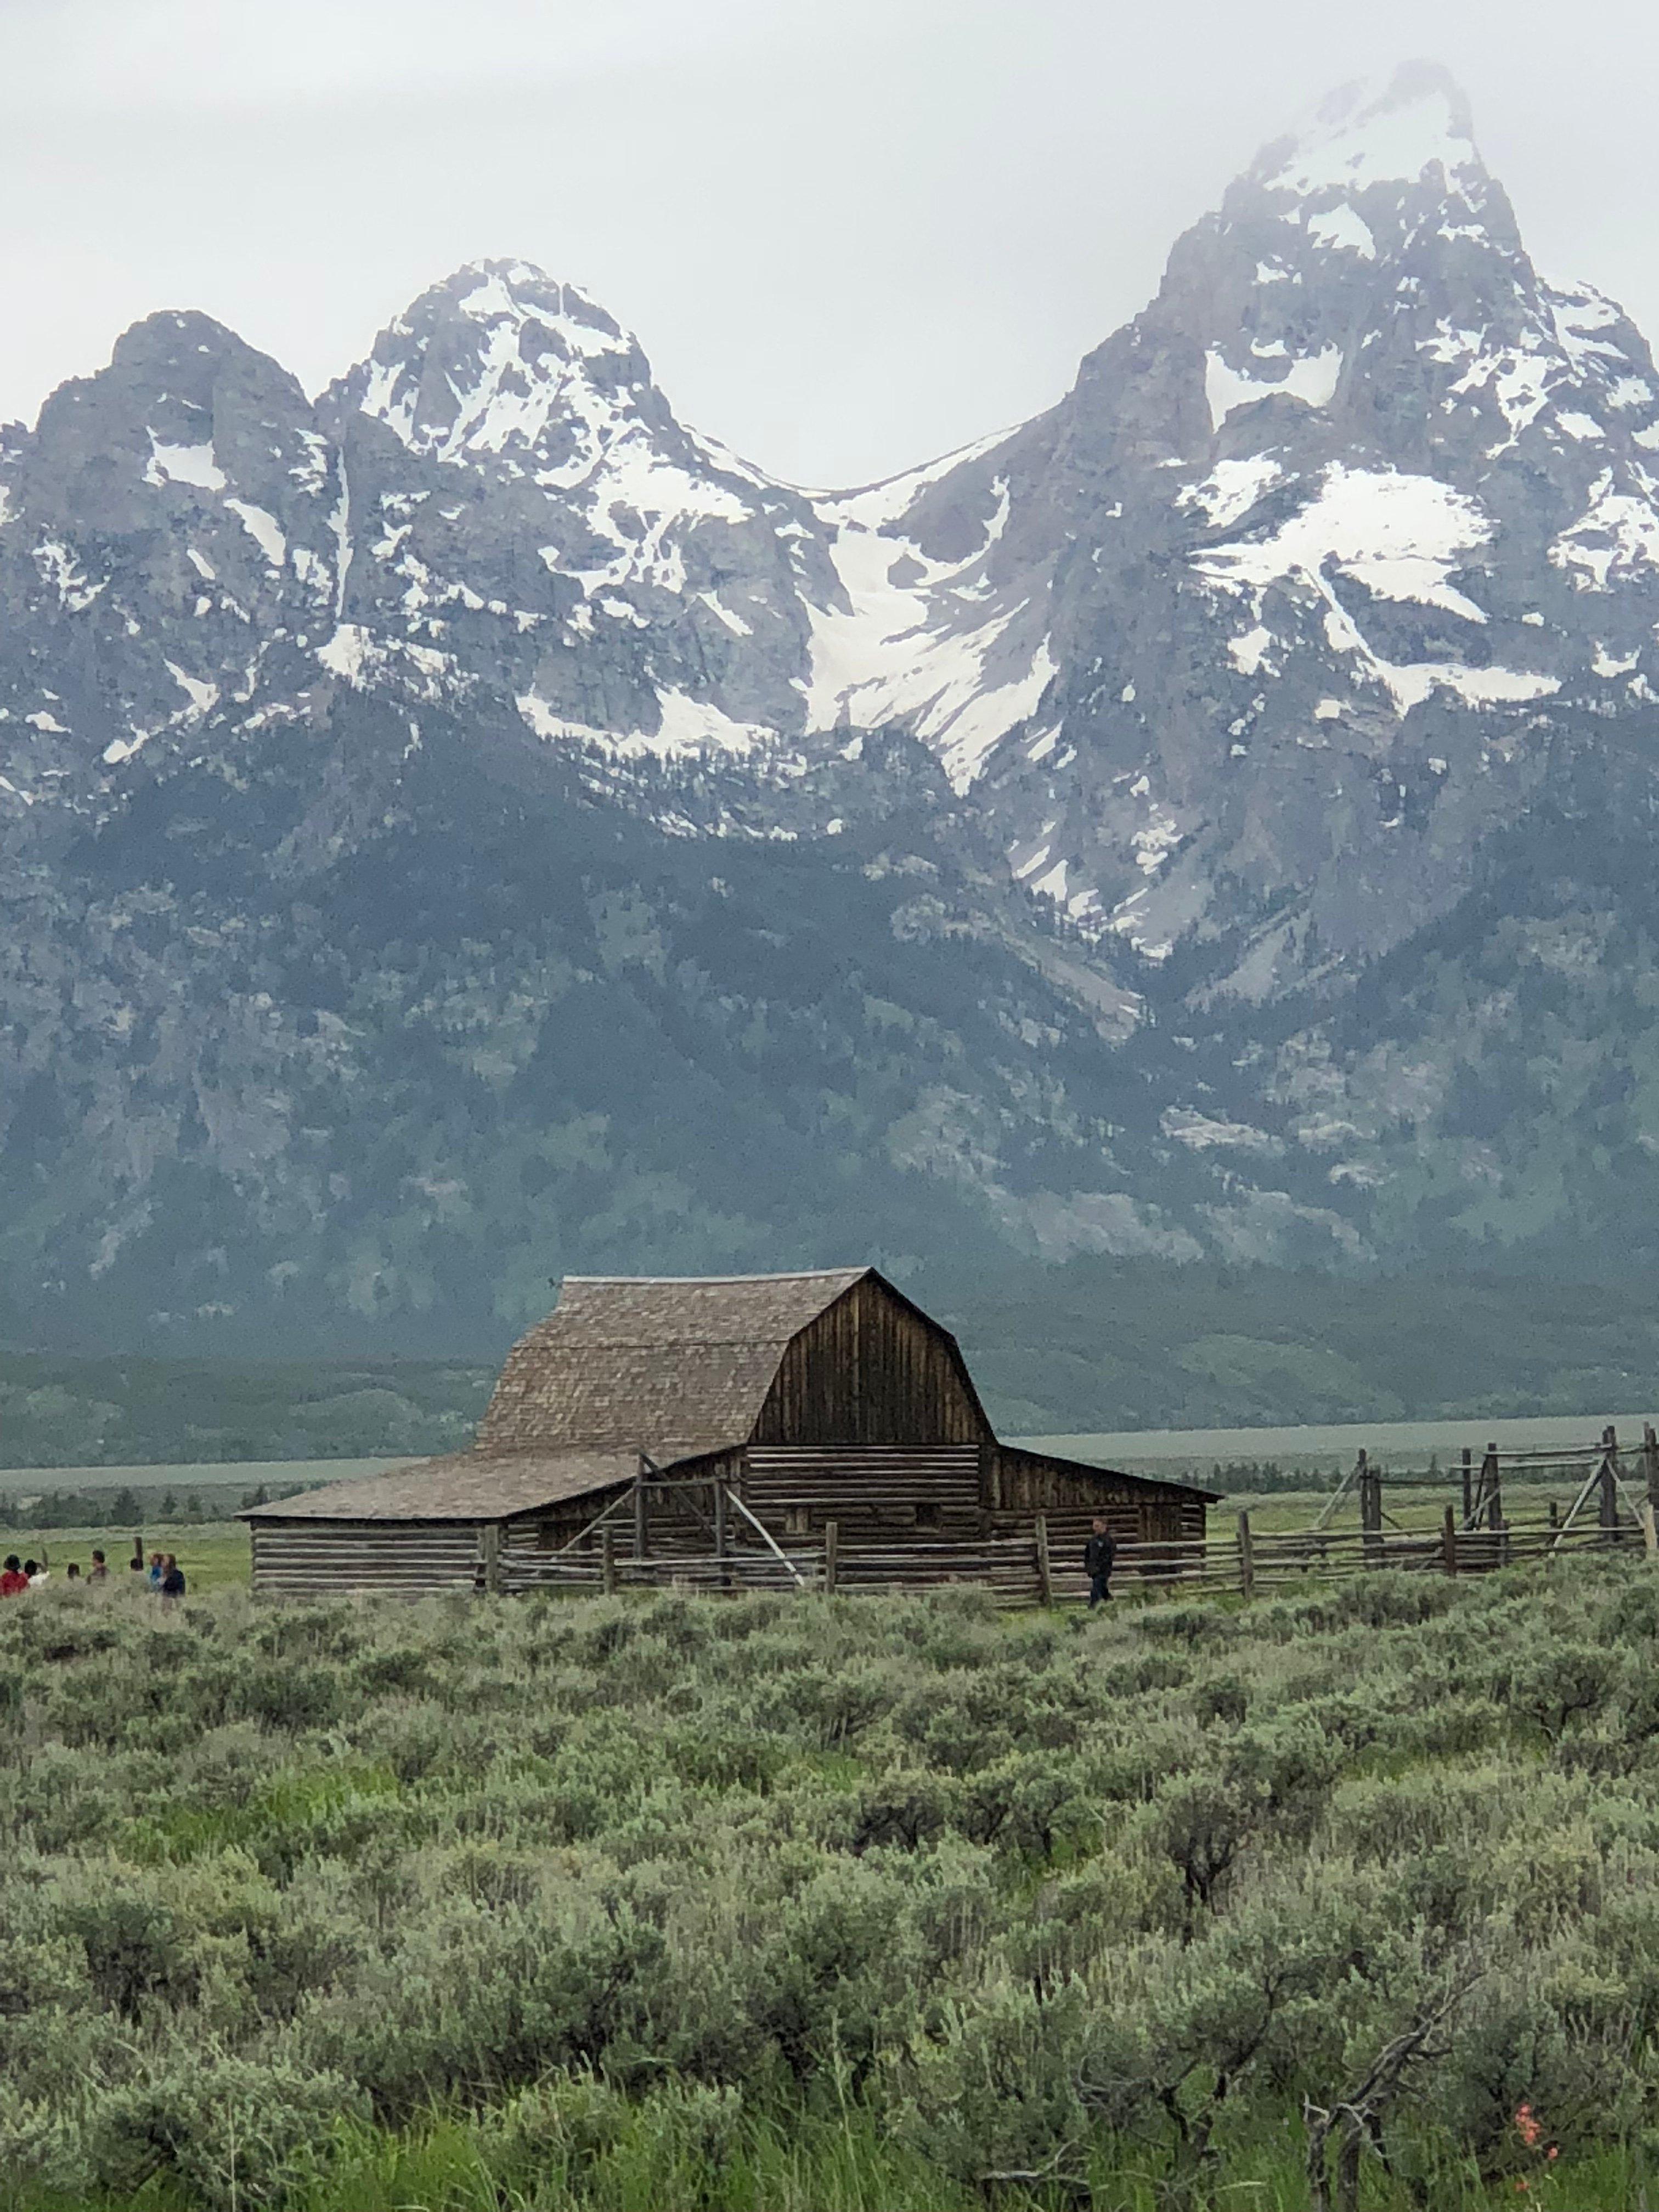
<box><xmin>481</xmin><ymin>1521</ymin><xmax>502</xmax><ymax>1595</ymax></box>
<box><xmin>601</xmin><ymin>1526</ymin><xmax>617</xmax><ymax>1596</ymax></box>
<box><xmin>1600</xmin><ymin>1426</ymin><xmax>1622</xmax><ymax>1545</ymax></box>
<box><xmin>1359</xmin><ymin>1452</ymin><xmax>1383</xmax><ymax>1569</ymax></box>
<box><xmin>1441</xmin><ymin>1504</ymin><xmax>1458</xmax><ymax>1577</ymax></box>
<box><xmin>823</xmin><ymin>1519</ymin><xmax>838</xmax><ymax>1596</ymax></box>
<box><xmin>633</xmin><ymin>1459</ymin><xmax>649</xmax><ymax>1561</ymax></box>
<box><xmin>1034</xmin><ymin>1515</ymin><xmax>1053</xmax><ymax>1605</ymax></box>
<box><xmin>1645</xmin><ymin>1423</ymin><xmax>1659</xmax><ymax>1514</ymax></box>
<box><xmin>1237</xmin><ymin>1510</ymin><xmax>1254</xmax><ymax>1600</ymax></box>
<box><xmin>1473</xmin><ymin>1441</ymin><xmax>1506</xmax><ymax>1561</ymax></box>
<box><xmin>1460</xmin><ymin>1447</ymin><xmax>1473</xmax><ymax>1526</ymax></box>
<box><xmin>1641</xmin><ymin>1502</ymin><xmax>1658</xmax><ymax>1559</ymax></box>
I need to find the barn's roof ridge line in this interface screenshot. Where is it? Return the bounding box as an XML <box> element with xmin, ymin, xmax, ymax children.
<box><xmin>558</xmin><ymin>1268</ymin><xmax>869</xmax><ymax>1285</ymax></box>
<box><xmin>512</xmin><ymin>1334</ymin><xmax>830</xmax><ymax>1350</ymax></box>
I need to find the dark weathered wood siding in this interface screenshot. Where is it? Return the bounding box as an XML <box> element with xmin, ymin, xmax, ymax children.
<box><xmin>742</xmin><ymin>1445</ymin><xmax>983</xmax><ymax>1541</ymax></box>
<box><xmin>751</xmin><ymin>1275</ymin><xmax>989</xmax><ymax>1447</ymax></box>
<box><xmin>499</xmin><ymin>1454</ymin><xmax>746</xmax><ymax>1561</ymax></box>
<box><xmin>250</xmin><ymin>1520</ymin><xmax>480</xmax><ymax>1596</ymax></box>
<box><xmin>982</xmin><ymin>1443</ymin><xmax>1206</xmax><ymax>1559</ymax></box>
<box><xmin>501</xmin><ymin>1484</ymin><xmax>630</xmax><ymax>1558</ymax></box>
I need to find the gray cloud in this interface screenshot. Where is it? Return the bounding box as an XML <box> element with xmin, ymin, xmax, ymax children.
<box><xmin>2</xmin><ymin>0</ymin><xmax>1657</xmax><ymax>485</ymax></box>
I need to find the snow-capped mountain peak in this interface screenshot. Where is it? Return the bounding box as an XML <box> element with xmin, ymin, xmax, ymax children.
<box><xmin>339</xmin><ymin>258</ymin><xmax>658</xmax><ymax>482</ymax></box>
<box><xmin>1253</xmin><ymin>60</ymin><xmax>1481</xmax><ymax>200</ymax></box>
<box><xmin>864</xmin><ymin>63</ymin><xmax>1659</xmax><ymax>981</ymax></box>
<box><xmin>319</xmin><ymin>263</ymin><xmax>843</xmax><ymax>763</ymax></box>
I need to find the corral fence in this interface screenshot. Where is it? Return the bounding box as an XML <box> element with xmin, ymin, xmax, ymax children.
<box><xmin>499</xmin><ymin>1533</ymin><xmax>1047</xmax><ymax>1605</ymax></box>
<box><xmin>495</xmin><ymin>1518</ymin><xmax>1651</xmax><ymax>1606</ymax></box>
<box><xmin>493</xmin><ymin>1421</ymin><xmax>1659</xmax><ymax>1607</ymax></box>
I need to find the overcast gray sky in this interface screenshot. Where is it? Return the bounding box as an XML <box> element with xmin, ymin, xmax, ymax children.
<box><xmin>1</xmin><ymin>0</ymin><xmax>1655</xmax><ymax>487</ymax></box>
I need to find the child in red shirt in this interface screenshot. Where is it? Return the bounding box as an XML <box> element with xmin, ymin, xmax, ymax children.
<box><xmin>0</xmin><ymin>1555</ymin><xmax>29</xmax><ymax>1596</ymax></box>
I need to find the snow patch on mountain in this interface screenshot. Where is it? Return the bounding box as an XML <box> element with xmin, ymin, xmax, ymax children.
<box><xmin>33</xmin><ymin>539</ymin><xmax>105</xmax><ymax>612</ymax></box>
<box><xmin>225</xmin><ymin>499</ymin><xmax>287</xmax><ymax>568</ymax></box>
<box><xmin>1195</xmin><ymin>464</ymin><xmax>1492</xmax><ymax>620</ymax></box>
<box><xmin>1306</xmin><ymin>205</ymin><xmax>1376</xmax><ymax>258</ymax></box>
<box><xmin>1179</xmin><ymin>456</ymin><xmax>1286</xmax><ymax>529</ymax></box>
<box><xmin>1550</xmin><ymin>470</ymin><xmax>1659</xmax><ymax>589</ymax></box>
<box><xmin>144</xmin><ymin>437</ymin><xmax>225</xmax><ymax>493</ymax></box>
<box><xmin>517</xmin><ymin>685</ymin><xmax>774</xmax><ymax>761</ymax></box>
<box><xmin>1205</xmin><ymin>346</ymin><xmax>1342</xmax><ymax>431</ymax></box>
<box><xmin>316</xmin><ymin>622</ymin><xmax>460</xmax><ymax>703</ymax></box>
<box><xmin>805</xmin><ymin>449</ymin><xmax>1053</xmax><ymax>791</ymax></box>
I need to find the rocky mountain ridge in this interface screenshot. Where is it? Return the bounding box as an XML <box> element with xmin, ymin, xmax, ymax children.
<box><xmin>3</xmin><ymin>61</ymin><xmax>1657</xmax><ymax>1348</ymax></box>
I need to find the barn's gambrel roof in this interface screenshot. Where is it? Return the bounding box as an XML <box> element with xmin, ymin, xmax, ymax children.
<box><xmin>475</xmin><ymin>1268</ymin><xmax>872</xmax><ymax>1457</ymax></box>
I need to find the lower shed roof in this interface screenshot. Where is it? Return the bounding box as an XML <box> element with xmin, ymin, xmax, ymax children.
<box><xmin>242</xmin><ymin>1447</ymin><xmax>642</xmax><ymax>1523</ymax></box>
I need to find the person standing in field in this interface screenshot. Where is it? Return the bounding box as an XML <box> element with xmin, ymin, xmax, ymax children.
<box><xmin>88</xmin><ymin>1551</ymin><xmax>108</xmax><ymax>1583</ymax></box>
<box><xmin>159</xmin><ymin>1555</ymin><xmax>187</xmax><ymax>1608</ymax></box>
<box><xmin>1084</xmin><ymin>1516</ymin><xmax>1116</xmax><ymax>1609</ymax></box>
<box><xmin>147</xmin><ymin>1551</ymin><xmax>164</xmax><ymax>1592</ymax></box>
<box><xmin>24</xmin><ymin>1559</ymin><xmax>49</xmax><ymax>1587</ymax></box>
<box><xmin>0</xmin><ymin>1555</ymin><xmax>27</xmax><ymax>1597</ymax></box>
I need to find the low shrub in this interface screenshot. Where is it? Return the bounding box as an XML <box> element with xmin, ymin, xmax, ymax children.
<box><xmin>0</xmin><ymin>1565</ymin><xmax>1656</xmax><ymax>2208</ymax></box>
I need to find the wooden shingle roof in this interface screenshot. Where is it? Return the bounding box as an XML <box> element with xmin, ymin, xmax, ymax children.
<box><xmin>475</xmin><ymin>1268</ymin><xmax>870</xmax><ymax>1455</ymax></box>
<box><xmin>241</xmin><ymin>1447</ymin><xmax>638</xmax><ymax>1523</ymax></box>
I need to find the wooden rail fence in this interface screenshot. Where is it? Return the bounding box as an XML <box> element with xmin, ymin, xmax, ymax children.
<box><xmin>482</xmin><ymin>1423</ymin><xmax>1659</xmax><ymax>1608</ymax></box>
<box><xmin>492</xmin><ymin>1508</ymin><xmax>1653</xmax><ymax>1606</ymax></box>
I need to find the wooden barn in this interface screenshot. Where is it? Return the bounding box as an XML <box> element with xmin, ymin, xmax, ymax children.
<box><xmin>244</xmin><ymin>1268</ymin><xmax>1214</xmax><ymax>1598</ymax></box>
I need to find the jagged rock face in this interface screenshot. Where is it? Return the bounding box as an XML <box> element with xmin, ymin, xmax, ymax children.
<box><xmin>0</xmin><ymin>311</ymin><xmax>347</xmax><ymax>824</ymax></box>
<box><xmin>868</xmin><ymin>64</ymin><xmax>1659</xmax><ymax>984</ymax></box>
<box><xmin>2</xmin><ymin>66</ymin><xmax>1658</xmax><ymax>1344</ymax></box>
<box><xmin>319</xmin><ymin>262</ymin><xmax>839</xmax><ymax>756</ymax></box>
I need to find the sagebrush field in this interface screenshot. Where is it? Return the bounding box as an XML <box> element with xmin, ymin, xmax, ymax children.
<box><xmin>2</xmin><ymin>1565</ymin><xmax>1657</xmax><ymax>2211</ymax></box>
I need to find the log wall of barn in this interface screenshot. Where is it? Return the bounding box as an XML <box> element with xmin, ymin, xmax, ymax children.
<box><xmin>982</xmin><ymin>1446</ymin><xmax>1205</xmax><ymax>1551</ymax></box>
<box><xmin>250</xmin><ymin>1521</ymin><xmax>481</xmax><ymax>1596</ymax></box>
<box><xmin>502</xmin><ymin>1485</ymin><xmax>630</xmax><ymax>1559</ymax></box>
<box><xmin>742</xmin><ymin>1445</ymin><xmax>983</xmax><ymax>1541</ymax></box>
<box><xmin>501</xmin><ymin>1456</ymin><xmax>745</xmax><ymax>1561</ymax></box>
<box><xmin>751</xmin><ymin>1276</ymin><xmax>988</xmax><ymax>1447</ymax></box>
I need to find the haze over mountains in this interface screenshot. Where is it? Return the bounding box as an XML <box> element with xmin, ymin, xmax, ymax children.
<box><xmin>3</xmin><ymin>61</ymin><xmax>1657</xmax><ymax>1351</ymax></box>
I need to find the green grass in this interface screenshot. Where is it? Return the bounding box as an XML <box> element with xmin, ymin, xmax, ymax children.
<box><xmin>2</xmin><ymin>2096</ymin><xmax>1638</xmax><ymax>2212</ymax></box>
<box><xmin>0</xmin><ymin>1522</ymin><xmax>250</xmax><ymax>1592</ymax></box>
<box><xmin>1215</xmin><ymin>1479</ymin><xmax>1587</xmax><ymax>1536</ymax></box>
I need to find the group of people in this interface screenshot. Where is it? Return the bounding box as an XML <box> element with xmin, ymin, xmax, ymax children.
<box><xmin>0</xmin><ymin>1547</ymin><xmax>187</xmax><ymax>1603</ymax></box>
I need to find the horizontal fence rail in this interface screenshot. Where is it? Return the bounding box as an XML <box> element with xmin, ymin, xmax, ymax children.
<box><xmin>489</xmin><ymin>1507</ymin><xmax>1655</xmax><ymax>1607</ymax></box>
